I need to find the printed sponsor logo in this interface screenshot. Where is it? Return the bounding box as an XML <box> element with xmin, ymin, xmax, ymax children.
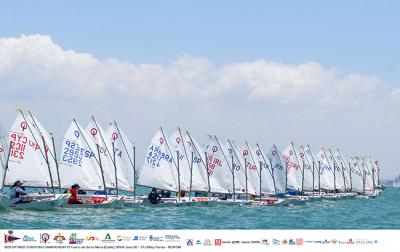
<box><xmin>164</xmin><ymin>235</ymin><xmax>180</xmax><ymax>242</ymax></box>
<box><xmin>22</xmin><ymin>235</ymin><xmax>36</xmax><ymax>242</ymax></box>
<box><xmin>273</xmin><ymin>239</ymin><xmax>280</xmax><ymax>245</ymax></box>
<box><xmin>288</xmin><ymin>239</ymin><xmax>296</xmax><ymax>245</ymax></box>
<box><xmin>85</xmin><ymin>236</ymin><xmax>100</xmax><ymax>241</ymax></box>
<box><xmin>231</xmin><ymin>240</ymin><xmax>240</xmax><ymax>244</ymax></box>
<box><xmin>251</xmin><ymin>240</ymin><xmax>260</xmax><ymax>244</ymax></box>
<box><xmin>296</xmin><ymin>238</ymin><xmax>303</xmax><ymax>245</ymax></box>
<box><xmin>331</xmin><ymin>239</ymin><xmax>338</xmax><ymax>244</ymax></box>
<box><xmin>186</xmin><ymin>239</ymin><xmax>194</xmax><ymax>246</ymax></box>
<box><xmin>4</xmin><ymin>231</ymin><xmax>20</xmax><ymax>243</ymax></box>
<box><xmin>240</xmin><ymin>241</ymin><xmax>250</xmax><ymax>244</ymax></box>
<box><xmin>282</xmin><ymin>239</ymin><xmax>288</xmax><ymax>245</ymax></box>
<box><xmin>116</xmin><ymin>235</ymin><xmax>131</xmax><ymax>242</ymax></box>
<box><xmin>321</xmin><ymin>239</ymin><xmax>330</xmax><ymax>244</ymax></box>
<box><xmin>196</xmin><ymin>240</ymin><xmax>201</xmax><ymax>245</ymax></box>
<box><xmin>40</xmin><ymin>233</ymin><xmax>50</xmax><ymax>243</ymax></box>
<box><xmin>215</xmin><ymin>239</ymin><xmax>222</xmax><ymax>246</ymax></box>
<box><xmin>261</xmin><ymin>239</ymin><xmax>270</xmax><ymax>245</ymax></box>
<box><xmin>102</xmin><ymin>233</ymin><xmax>115</xmax><ymax>243</ymax></box>
<box><xmin>203</xmin><ymin>239</ymin><xmax>212</xmax><ymax>246</ymax></box>
<box><xmin>222</xmin><ymin>240</ymin><xmax>231</xmax><ymax>244</ymax></box>
<box><xmin>69</xmin><ymin>233</ymin><xmax>84</xmax><ymax>244</ymax></box>
<box><xmin>132</xmin><ymin>235</ymin><xmax>147</xmax><ymax>241</ymax></box>
<box><xmin>53</xmin><ymin>233</ymin><xmax>66</xmax><ymax>244</ymax></box>
<box><xmin>149</xmin><ymin>235</ymin><xmax>164</xmax><ymax>242</ymax></box>
<box><xmin>346</xmin><ymin>238</ymin><xmax>354</xmax><ymax>244</ymax></box>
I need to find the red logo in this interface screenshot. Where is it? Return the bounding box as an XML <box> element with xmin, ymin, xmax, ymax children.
<box><xmin>215</xmin><ymin>239</ymin><xmax>222</xmax><ymax>246</ymax></box>
<box><xmin>159</xmin><ymin>138</ymin><xmax>164</xmax><ymax>144</ymax></box>
<box><xmin>90</xmin><ymin>128</ymin><xmax>98</xmax><ymax>137</ymax></box>
<box><xmin>20</xmin><ymin>122</ymin><xmax>28</xmax><ymax>131</ymax></box>
<box><xmin>112</xmin><ymin>133</ymin><xmax>118</xmax><ymax>142</ymax></box>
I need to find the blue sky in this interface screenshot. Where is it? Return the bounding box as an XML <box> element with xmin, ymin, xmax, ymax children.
<box><xmin>0</xmin><ymin>1</ymin><xmax>399</xmax><ymax>179</ymax></box>
<box><xmin>2</xmin><ymin>1</ymin><xmax>398</xmax><ymax>80</ymax></box>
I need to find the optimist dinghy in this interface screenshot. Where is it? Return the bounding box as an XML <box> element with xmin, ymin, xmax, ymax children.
<box><xmin>0</xmin><ymin>110</ymin><xmax>62</xmax><ymax>210</ymax></box>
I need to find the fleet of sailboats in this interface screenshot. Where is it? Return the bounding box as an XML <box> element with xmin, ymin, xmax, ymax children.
<box><xmin>0</xmin><ymin>110</ymin><xmax>385</xmax><ymax>210</ymax></box>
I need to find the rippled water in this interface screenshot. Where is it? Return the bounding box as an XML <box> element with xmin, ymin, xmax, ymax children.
<box><xmin>1</xmin><ymin>188</ymin><xmax>399</xmax><ymax>229</ymax></box>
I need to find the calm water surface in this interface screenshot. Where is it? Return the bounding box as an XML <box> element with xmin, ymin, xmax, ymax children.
<box><xmin>1</xmin><ymin>188</ymin><xmax>399</xmax><ymax>229</ymax></box>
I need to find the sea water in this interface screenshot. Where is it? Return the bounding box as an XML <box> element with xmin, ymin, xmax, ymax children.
<box><xmin>1</xmin><ymin>188</ymin><xmax>399</xmax><ymax>229</ymax></box>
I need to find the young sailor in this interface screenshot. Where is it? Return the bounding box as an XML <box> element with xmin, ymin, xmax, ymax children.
<box><xmin>68</xmin><ymin>184</ymin><xmax>83</xmax><ymax>204</ymax></box>
<box><xmin>148</xmin><ymin>188</ymin><xmax>161</xmax><ymax>204</ymax></box>
<box><xmin>10</xmin><ymin>181</ymin><xmax>30</xmax><ymax>204</ymax></box>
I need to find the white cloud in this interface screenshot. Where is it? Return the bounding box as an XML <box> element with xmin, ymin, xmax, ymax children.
<box><xmin>0</xmin><ymin>34</ymin><xmax>399</xmax><ymax>179</ymax></box>
<box><xmin>0</xmin><ymin>34</ymin><xmax>384</xmax><ymax>105</ymax></box>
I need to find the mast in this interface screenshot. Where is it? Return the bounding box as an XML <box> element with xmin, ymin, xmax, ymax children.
<box><xmin>73</xmin><ymin>119</ymin><xmax>107</xmax><ymax>194</ymax></box>
<box><xmin>28</xmin><ymin>111</ymin><xmax>60</xmax><ymax>188</ymax></box>
<box><xmin>178</xmin><ymin>127</ymin><xmax>192</xmax><ymax>197</ymax></box>
<box><xmin>92</xmin><ymin>116</ymin><xmax>118</xmax><ymax>192</ymax></box>
<box><xmin>302</xmin><ymin>145</ymin><xmax>314</xmax><ymax>195</ymax></box>
<box><xmin>1</xmin><ymin>142</ymin><xmax>12</xmax><ymax>192</ymax></box>
<box><xmin>96</xmin><ymin>144</ymin><xmax>108</xmax><ymax>197</ymax></box>
<box><xmin>186</xmin><ymin>131</ymin><xmax>210</xmax><ymax>192</ymax></box>
<box><xmin>42</xmin><ymin>136</ymin><xmax>55</xmax><ymax>196</ymax></box>
<box><xmin>159</xmin><ymin>127</ymin><xmax>179</xmax><ymax>193</ymax></box>
<box><xmin>228</xmin><ymin>139</ymin><xmax>247</xmax><ymax>199</ymax></box>
<box><xmin>19</xmin><ymin>110</ymin><xmax>55</xmax><ymax>188</ymax></box>
<box><xmin>322</xmin><ymin>148</ymin><xmax>335</xmax><ymax>191</ymax></box>
<box><xmin>290</xmin><ymin>142</ymin><xmax>303</xmax><ymax>193</ymax></box>
<box><xmin>112</xmin><ymin>141</ymin><xmax>119</xmax><ymax>196</ymax></box>
<box><xmin>113</xmin><ymin>121</ymin><xmax>136</xmax><ymax>196</ymax></box>
<box><xmin>214</xmin><ymin>135</ymin><xmax>235</xmax><ymax>195</ymax></box>
<box><xmin>256</xmin><ymin>143</ymin><xmax>277</xmax><ymax>194</ymax></box>
<box><xmin>50</xmin><ymin>134</ymin><xmax>61</xmax><ymax>190</ymax></box>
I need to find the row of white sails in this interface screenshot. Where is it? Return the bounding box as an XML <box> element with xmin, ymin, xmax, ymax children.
<box><xmin>0</xmin><ymin>110</ymin><xmax>136</xmax><ymax>208</ymax></box>
<box><xmin>139</xmin><ymin>128</ymin><xmax>382</xmax><ymax>197</ymax></box>
<box><xmin>0</xmin><ymin>110</ymin><xmax>382</xmax><ymax>209</ymax></box>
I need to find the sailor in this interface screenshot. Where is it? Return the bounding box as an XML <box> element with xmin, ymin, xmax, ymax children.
<box><xmin>10</xmin><ymin>181</ymin><xmax>29</xmax><ymax>204</ymax></box>
<box><xmin>148</xmin><ymin>188</ymin><xmax>161</xmax><ymax>204</ymax></box>
<box><xmin>68</xmin><ymin>184</ymin><xmax>83</xmax><ymax>204</ymax></box>
<box><xmin>160</xmin><ymin>190</ymin><xmax>171</xmax><ymax>198</ymax></box>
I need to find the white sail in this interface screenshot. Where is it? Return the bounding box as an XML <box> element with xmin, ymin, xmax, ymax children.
<box><xmin>362</xmin><ymin>157</ymin><xmax>374</xmax><ymax>191</ymax></box>
<box><xmin>367</xmin><ymin>156</ymin><xmax>378</xmax><ymax>188</ymax></box>
<box><xmin>5</xmin><ymin>111</ymin><xmax>52</xmax><ymax>187</ymax></box>
<box><xmin>335</xmin><ymin>149</ymin><xmax>351</xmax><ymax>190</ymax></box>
<box><xmin>183</xmin><ymin>131</ymin><xmax>209</xmax><ymax>192</ymax></box>
<box><xmin>242</xmin><ymin>142</ymin><xmax>260</xmax><ymax>195</ymax></box>
<box><xmin>299</xmin><ymin>145</ymin><xmax>314</xmax><ymax>191</ymax></box>
<box><xmin>0</xmin><ymin>124</ymin><xmax>8</xmax><ymax>190</ymax></box>
<box><xmin>350</xmin><ymin>157</ymin><xmax>364</xmax><ymax>193</ymax></box>
<box><xmin>107</xmin><ymin>122</ymin><xmax>135</xmax><ymax>192</ymax></box>
<box><xmin>58</xmin><ymin>120</ymin><xmax>105</xmax><ymax>191</ymax></box>
<box><xmin>224</xmin><ymin>141</ymin><xmax>248</xmax><ymax>194</ymax></box>
<box><xmin>138</xmin><ymin>128</ymin><xmax>178</xmax><ymax>191</ymax></box>
<box><xmin>86</xmin><ymin>118</ymin><xmax>117</xmax><ymax>189</ymax></box>
<box><xmin>282</xmin><ymin>142</ymin><xmax>303</xmax><ymax>192</ymax></box>
<box><xmin>327</xmin><ymin>149</ymin><xmax>345</xmax><ymax>191</ymax></box>
<box><xmin>203</xmin><ymin>135</ymin><xmax>233</xmax><ymax>193</ymax></box>
<box><xmin>304</xmin><ymin>145</ymin><xmax>319</xmax><ymax>191</ymax></box>
<box><xmin>26</xmin><ymin>112</ymin><xmax>60</xmax><ymax>187</ymax></box>
<box><xmin>168</xmin><ymin>129</ymin><xmax>192</xmax><ymax>192</ymax></box>
<box><xmin>316</xmin><ymin>149</ymin><xmax>335</xmax><ymax>190</ymax></box>
<box><xmin>267</xmin><ymin>145</ymin><xmax>286</xmax><ymax>194</ymax></box>
<box><xmin>253</xmin><ymin>144</ymin><xmax>275</xmax><ymax>194</ymax></box>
